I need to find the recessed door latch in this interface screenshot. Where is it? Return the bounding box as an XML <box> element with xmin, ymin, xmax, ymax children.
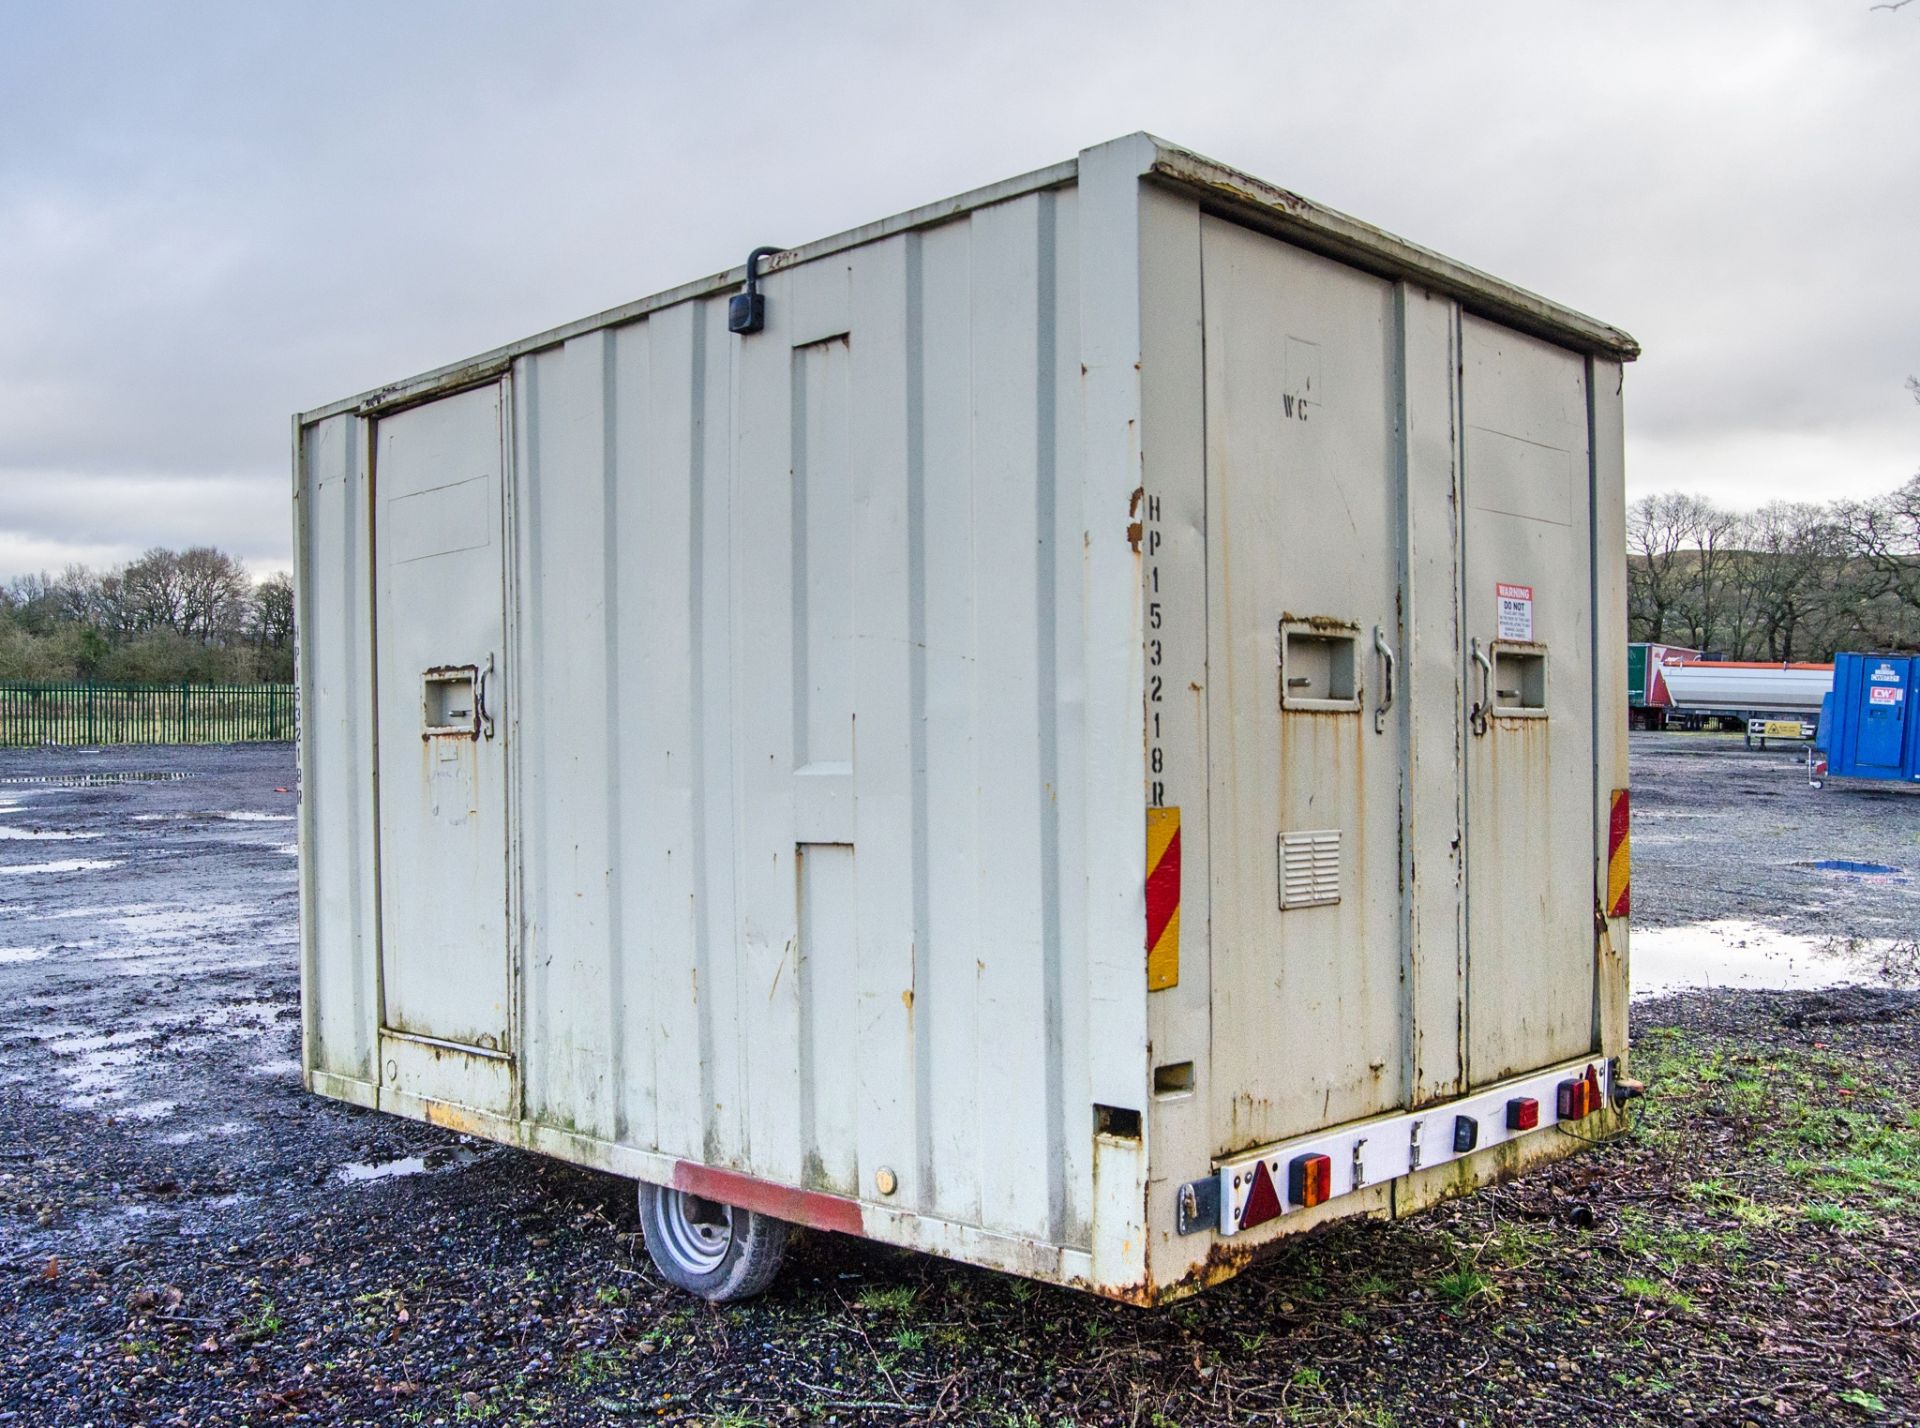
<box><xmin>728</xmin><ymin>246</ymin><xmax>785</xmax><ymax>335</ymax></box>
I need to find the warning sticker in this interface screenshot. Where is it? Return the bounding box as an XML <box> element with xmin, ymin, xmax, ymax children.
<box><xmin>1870</xmin><ymin>685</ymin><xmax>1904</xmax><ymax>706</ymax></box>
<box><xmin>1496</xmin><ymin>583</ymin><xmax>1534</xmax><ymax>642</ymax></box>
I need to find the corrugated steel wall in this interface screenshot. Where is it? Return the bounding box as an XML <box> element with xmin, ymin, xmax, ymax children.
<box><xmin>298</xmin><ymin>412</ymin><xmax>379</xmax><ymax>1090</ymax></box>
<box><xmin>304</xmin><ymin>187</ymin><xmax>1099</xmax><ymax>1250</ymax></box>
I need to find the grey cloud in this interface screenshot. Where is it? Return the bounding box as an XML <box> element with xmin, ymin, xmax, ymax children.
<box><xmin>2</xmin><ymin>0</ymin><xmax>1914</xmax><ymax>580</ymax></box>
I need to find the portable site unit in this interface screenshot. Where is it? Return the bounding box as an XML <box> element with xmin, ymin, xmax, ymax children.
<box><xmin>295</xmin><ymin>134</ymin><xmax>1638</xmax><ymax>1304</ymax></box>
<box><xmin>1810</xmin><ymin>653</ymin><xmax>1920</xmax><ymax>787</ymax></box>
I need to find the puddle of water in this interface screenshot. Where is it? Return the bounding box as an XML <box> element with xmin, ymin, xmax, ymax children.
<box><xmin>38</xmin><ymin>1027</ymin><xmax>161</xmax><ymax>1106</ymax></box>
<box><xmin>117</xmin><ymin>1099</ymin><xmax>178</xmax><ymax>1122</ymax></box>
<box><xmin>43</xmin><ymin>1028</ymin><xmax>154</xmax><ymax>1055</ymax></box>
<box><xmin>247</xmin><ymin>1058</ymin><xmax>302</xmax><ymax>1077</ymax></box>
<box><xmin>1634</xmin><ymin>919</ymin><xmax>1920</xmax><ymax>999</ymax></box>
<box><xmin>198</xmin><ymin>999</ymin><xmax>284</xmax><ymax>1029</ymax></box>
<box><xmin>22</xmin><ymin>1023</ymin><xmax>89</xmax><ymax>1042</ymax></box>
<box><xmin>336</xmin><ymin>1145</ymin><xmax>484</xmax><ymax>1185</ymax></box>
<box><xmin>1801</xmin><ymin>858</ymin><xmax>1908</xmax><ymax>883</ymax></box>
<box><xmin>98</xmin><ymin>903</ymin><xmax>261</xmax><ymax>962</ymax></box>
<box><xmin>220</xmin><ymin>811</ymin><xmax>294</xmax><ymax>823</ymax></box>
<box><xmin>0</xmin><ymin>772</ymin><xmax>196</xmax><ymax>786</ymax></box>
<box><xmin>0</xmin><ymin>859</ymin><xmax>121</xmax><ymax>875</ymax></box>
<box><xmin>0</xmin><ymin>827</ymin><xmax>100</xmax><ymax>841</ymax></box>
<box><xmin>158</xmin><ymin>1120</ymin><xmax>249</xmax><ymax>1146</ymax></box>
<box><xmin>0</xmin><ymin>947</ymin><xmax>51</xmax><ymax>964</ymax></box>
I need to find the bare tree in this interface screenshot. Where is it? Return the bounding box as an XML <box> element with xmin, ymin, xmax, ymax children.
<box><xmin>250</xmin><ymin>572</ymin><xmax>294</xmax><ymax>650</ymax></box>
<box><xmin>118</xmin><ymin>548</ymin><xmax>188</xmax><ymax>634</ymax></box>
<box><xmin>1648</xmin><ymin>493</ymin><xmax>1741</xmax><ymax>652</ymax></box>
<box><xmin>1838</xmin><ymin>475</ymin><xmax>1920</xmax><ymax>615</ymax></box>
<box><xmin>1737</xmin><ymin>503</ymin><xmax>1851</xmax><ymax>660</ymax></box>
<box><xmin>175</xmin><ymin>546</ymin><xmax>253</xmax><ymax>643</ymax></box>
<box><xmin>1626</xmin><ymin>493</ymin><xmax>1698</xmax><ymax>642</ymax></box>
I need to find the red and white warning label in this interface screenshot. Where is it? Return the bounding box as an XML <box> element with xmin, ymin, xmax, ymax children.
<box><xmin>1497</xmin><ymin>583</ymin><xmax>1534</xmax><ymax>642</ymax></box>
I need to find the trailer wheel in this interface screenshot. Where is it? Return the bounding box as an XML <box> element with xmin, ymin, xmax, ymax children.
<box><xmin>637</xmin><ymin>1181</ymin><xmax>789</xmax><ymax>1302</ymax></box>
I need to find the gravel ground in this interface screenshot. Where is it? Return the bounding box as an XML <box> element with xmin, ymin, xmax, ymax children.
<box><xmin>1632</xmin><ymin>730</ymin><xmax>1920</xmax><ymax>935</ymax></box>
<box><xmin>1</xmin><ymin>735</ymin><xmax>1916</xmax><ymax>1427</ymax></box>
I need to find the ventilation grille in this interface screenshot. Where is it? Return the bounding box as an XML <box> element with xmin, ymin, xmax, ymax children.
<box><xmin>1278</xmin><ymin>829</ymin><xmax>1342</xmax><ymax>909</ymax></box>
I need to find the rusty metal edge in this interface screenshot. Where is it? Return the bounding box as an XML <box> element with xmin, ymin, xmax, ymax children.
<box><xmin>1142</xmin><ymin>140</ymin><xmax>1640</xmax><ymax>363</ymax></box>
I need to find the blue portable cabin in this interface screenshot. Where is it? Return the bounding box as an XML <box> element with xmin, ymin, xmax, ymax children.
<box><xmin>1812</xmin><ymin>653</ymin><xmax>1920</xmax><ymax>785</ymax></box>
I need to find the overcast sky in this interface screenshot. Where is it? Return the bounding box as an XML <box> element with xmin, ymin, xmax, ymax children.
<box><xmin>2</xmin><ymin>0</ymin><xmax>1915</xmax><ymax>581</ymax></box>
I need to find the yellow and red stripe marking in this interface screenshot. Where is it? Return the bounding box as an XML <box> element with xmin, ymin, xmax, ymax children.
<box><xmin>1606</xmin><ymin>788</ymin><xmax>1630</xmax><ymax>919</ymax></box>
<box><xmin>1147</xmin><ymin>806</ymin><xmax>1181</xmax><ymax>990</ymax></box>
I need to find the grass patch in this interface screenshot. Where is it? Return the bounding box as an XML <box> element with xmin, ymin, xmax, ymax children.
<box><xmin>237</xmin><ymin>1297</ymin><xmax>283</xmax><ymax>1343</ymax></box>
<box><xmin>855</xmin><ymin>1284</ymin><xmax>917</xmax><ymax>1313</ymax></box>
<box><xmin>1432</xmin><ymin>1268</ymin><xmax>1495</xmax><ymax>1309</ymax></box>
<box><xmin>565</xmin><ymin>1346</ymin><xmax>630</xmax><ymax>1390</ymax></box>
<box><xmin>1485</xmin><ymin>1222</ymin><xmax>1552</xmax><ymax>1269</ymax></box>
<box><xmin>1620</xmin><ymin>1277</ymin><xmax>1695</xmax><ymax>1313</ymax></box>
<box><xmin>1837</xmin><ymin>1388</ymin><xmax>1889</xmax><ymax>1416</ymax></box>
<box><xmin>1803</xmin><ymin>1202</ymin><xmax>1874</xmax><ymax>1233</ymax></box>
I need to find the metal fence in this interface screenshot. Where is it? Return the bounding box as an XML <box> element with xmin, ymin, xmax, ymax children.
<box><xmin>0</xmin><ymin>682</ymin><xmax>296</xmax><ymax>748</ymax></box>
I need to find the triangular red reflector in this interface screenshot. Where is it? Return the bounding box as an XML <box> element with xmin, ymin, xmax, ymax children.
<box><xmin>1240</xmin><ymin>1160</ymin><xmax>1282</xmax><ymax>1231</ymax></box>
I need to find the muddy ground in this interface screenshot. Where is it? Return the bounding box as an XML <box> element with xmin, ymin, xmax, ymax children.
<box><xmin>1</xmin><ymin>734</ymin><xmax>1917</xmax><ymax>1427</ymax></box>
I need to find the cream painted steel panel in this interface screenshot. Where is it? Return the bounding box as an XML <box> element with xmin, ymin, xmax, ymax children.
<box><xmin>1398</xmin><ymin>287</ymin><xmax>1469</xmax><ymax>1106</ymax></box>
<box><xmin>298</xmin><ymin>133</ymin><xmax>1635</xmax><ymax>1302</ymax></box>
<box><xmin>500</xmin><ymin>194</ymin><xmax>1097</xmax><ymax>1248</ymax></box>
<box><xmin>1461</xmin><ymin>316</ymin><xmax>1597</xmax><ymax>1084</ymax></box>
<box><xmin>1201</xmin><ymin>217</ymin><xmax>1408</xmax><ymax>1152</ymax></box>
<box><xmin>1590</xmin><ymin>359</ymin><xmax>1631</xmax><ymax>1064</ymax></box>
<box><xmin>372</xmin><ymin>384</ymin><xmax>512</xmax><ymax>1064</ymax></box>
<box><xmin>296</xmin><ymin>413</ymin><xmax>380</xmax><ymax>1091</ymax></box>
<box><xmin>1136</xmin><ymin>184</ymin><xmax>1213</xmax><ymax>1288</ymax></box>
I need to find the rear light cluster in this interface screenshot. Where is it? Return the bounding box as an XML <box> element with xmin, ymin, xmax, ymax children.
<box><xmin>1230</xmin><ymin>1150</ymin><xmax>1337</xmax><ymax>1232</ymax></box>
<box><xmin>1207</xmin><ymin>1058</ymin><xmax>1611</xmax><ymax>1238</ymax></box>
<box><xmin>1557</xmin><ymin>1065</ymin><xmax>1603</xmax><ymax>1121</ymax></box>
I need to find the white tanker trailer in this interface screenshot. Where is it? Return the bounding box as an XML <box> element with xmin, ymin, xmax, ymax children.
<box><xmin>1659</xmin><ymin>660</ymin><xmax>1833</xmax><ymax>744</ymax></box>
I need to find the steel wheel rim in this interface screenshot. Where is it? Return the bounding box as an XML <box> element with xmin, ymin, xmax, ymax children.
<box><xmin>655</xmin><ymin>1190</ymin><xmax>733</xmax><ymax>1273</ymax></box>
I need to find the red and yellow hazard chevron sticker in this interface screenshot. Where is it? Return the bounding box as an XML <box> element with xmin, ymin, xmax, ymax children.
<box><xmin>1146</xmin><ymin>806</ymin><xmax>1181</xmax><ymax>991</ymax></box>
<box><xmin>1606</xmin><ymin>789</ymin><xmax>1630</xmax><ymax>919</ymax></box>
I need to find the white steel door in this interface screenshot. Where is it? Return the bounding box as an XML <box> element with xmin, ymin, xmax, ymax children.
<box><xmin>1460</xmin><ymin>316</ymin><xmax>1596</xmax><ymax>1083</ymax></box>
<box><xmin>373</xmin><ymin>382</ymin><xmax>511</xmax><ymax>1058</ymax></box>
<box><xmin>1201</xmin><ymin>217</ymin><xmax>1408</xmax><ymax>1155</ymax></box>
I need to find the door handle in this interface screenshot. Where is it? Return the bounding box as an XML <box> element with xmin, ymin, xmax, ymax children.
<box><xmin>1470</xmin><ymin>638</ymin><xmax>1492</xmax><ymax>737</ymax></box>
<box><xmin>476</xmin><ymin>655</ymin><xmax>497</xmax><ymax>740</ymax></box>
<box><xmin>1373</xmin><ymin>625</ymin><xmax>1395</xmax><ymax>734</ymax></box>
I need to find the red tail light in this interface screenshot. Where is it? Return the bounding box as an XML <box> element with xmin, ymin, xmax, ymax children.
<box><xmin>1556</xmin><ymin>1078</ymin><xmax>1591</xmax><ymax>1119</ymax></box>
<box><xmin>1506</xmin><ymin>1097</ymin><xmax>1540</xmax><ymax>1131</ymax></box>
<box><xmin>1289</xmin><ymin>1153</ymin><xmax>1332</xmax><ymax>1209</ymax></box>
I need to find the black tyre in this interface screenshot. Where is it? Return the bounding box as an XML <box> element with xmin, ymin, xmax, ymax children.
<box><xmin>637</xmin><ymin>1181</ymin><xmax>789</xmax><ymax>1302</ymax></box>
